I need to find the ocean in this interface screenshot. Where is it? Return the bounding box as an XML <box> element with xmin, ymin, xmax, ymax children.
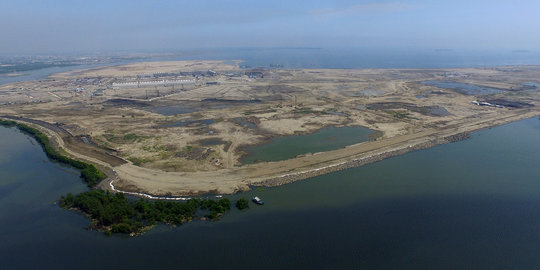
<box><xmin>1</xmin><ymin>115</ymin><xmax>539</xmax><ymax>269</ymax></box>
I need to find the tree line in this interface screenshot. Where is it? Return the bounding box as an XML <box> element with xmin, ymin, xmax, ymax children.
<box><xmin>2</xmin><ymin>118</ymin><xmax>253</xmax><ymax>236</ymax></box>
<box><xmin>0</xmin><ymin>119</ymin><xmax>106</xmax><ymax>187</ymax></box>
<box><xmin>60</xmin><ymin>190</ymin><xmax>235</xmax><ymax>235</ymax></box>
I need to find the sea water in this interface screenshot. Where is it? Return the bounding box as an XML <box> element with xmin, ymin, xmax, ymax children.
<box><xmin>1</xmin><ymin>117</ymin><xmax>540</xmax><ymax>269</ymax></box>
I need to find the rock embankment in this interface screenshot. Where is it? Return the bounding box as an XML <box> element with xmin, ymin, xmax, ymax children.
<box><xmin>256</xmin><ymin>133</ymin><xmax>471</xmax><ymax>187</ymax></box>
<box><xmin>443</xmin><ymin>132</ymin><xmax>471</xmax><ymax>143</ymax></box>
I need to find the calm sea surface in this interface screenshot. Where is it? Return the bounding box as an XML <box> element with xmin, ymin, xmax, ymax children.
<box><xmin>2</xmin><ymin>48</ymin><xmax>540</xmax><ymax>268</ymax></box>
<box><xmin>1</xmin><ymin>116</ymin><xmax>539</xmax><ymax>269</ymax></box>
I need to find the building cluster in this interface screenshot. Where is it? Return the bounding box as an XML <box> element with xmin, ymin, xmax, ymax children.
<box><xmin>245</xmin><ymin>69</ymin><xmax>264</xmax><ymax>78</ymax></box>
<box><xmin>75</xmin><ymin>77</ymin><xmax>105</xmax><ymax>85</ymax></box>
<box><xmin>137</xmin><ymin>70</ymin><xmax>218</xmax><ymax>79</ymax></box>
<box><xmin>112</xmin><ymin>79</ymin><xmax>195</xmax><ymax>89</ymax></box>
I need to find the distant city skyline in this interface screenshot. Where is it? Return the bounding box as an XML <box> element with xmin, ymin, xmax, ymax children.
<box><xmin>2</xmin><ymin>0</ymin><xmax>539</xmax><ymax>54</ymax></box>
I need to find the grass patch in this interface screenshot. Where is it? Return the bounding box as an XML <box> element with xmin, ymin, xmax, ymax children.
<box><xmin>158</xmin><ymin>151</ymin><xmax>173</xmax><ymax>159</ymax></box>
<box><xmin>123</xmin><ymin>133</ymin><xmax>139</xmax><ymax>140</ymax></box>
<box><xmin>292</xmin><ymin>107</ymin><xmax>329</xmax><ymax>115</ymax></box>
<box><xmin>127</xmin><ymin>156</ymin><xmax>153</xmax><ymax>166</ymax></box>
<box><xmin>93</xmin><ymin>137</ymin><xmax>114</xmax><ymax>149</ymax></box>
<box><xmin>103</xmin><ymin>132</ymin><xmax>149</xmax><ymax>144</ymax></box>
<box><xmin>244</xmin><ymin>109</ymin><xmax>277</xmax><ymax>115</ymax></box>
<box><xmin>384</xmin><ymin>110</ymin><xmax>412</xmax><ymax>119</ymax></box>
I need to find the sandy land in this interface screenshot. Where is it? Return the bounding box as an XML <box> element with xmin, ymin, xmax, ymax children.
<box><xmin>108</xmin><ymin>109</ymin><xmax>539</xmax><ymax>196</ymax></box>
<box><xmin>1</xmin><ymin>61</ymin><xmax>539</xmax><ymax>196</ymax></box>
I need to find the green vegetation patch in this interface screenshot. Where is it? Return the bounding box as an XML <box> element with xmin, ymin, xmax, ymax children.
<box><xmin>103</xmin><ymin>133</ymin><xmax>120</xmax><ymax>143</ymax></box>
<box><xmin>235</xmin><ymin>198</ymin><xmax>250</xmax><ymax>210</ymax></box>
<box><xmin>103</xmin><ymin>132</ymin><xmax>149</xmax><ymax>144</ymax></box>
<box><xmin>127</xmin><ymin>156</ymin><xmax>153</xmax><ymax>166</ymax></box>
<box><xmin>292</xmin><ymin>107</ymin><xmax>329</xmax><ymax>115</ymax></box>
<box><xmin>59</xmin><ymin>190</ymin><xmax>232</xmax><ymax>235</ymax></box>
<box><xmin>384</xmin><ymin>110</ymin><xmax>412</xmax><ymax>119</ymax></box>
<box><xmin>244</xmin><ymin>108</ymin><xmax>277</xmax><ymax>115</ymax></box>
<box><xmin>0</xmin><ymin>119</ymin><xmax>106</xmax><ymax>187</ymax></box>
<box><xmin>1</xmin><ymin>119</ymin><xmax>255</xmax><ymax>236</ymax></box>
<box><xmin>123</xmin><ymin>133</ymin><xmax>139</xmax><ymax>141</ymax></box>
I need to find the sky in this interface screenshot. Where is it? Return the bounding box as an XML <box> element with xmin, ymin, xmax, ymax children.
<box><xmin>1</xmin><ymin>0</ymin><xmax>539</xmax><ymax>54</ymax></box>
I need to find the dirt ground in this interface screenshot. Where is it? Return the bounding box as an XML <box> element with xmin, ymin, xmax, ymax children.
<box><xmin>1</xmin><ymin>61</ymin><xmax>539</xmax><ymax>196</ymax></box>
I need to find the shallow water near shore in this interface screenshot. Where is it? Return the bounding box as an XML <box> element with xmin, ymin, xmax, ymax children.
<box><xmin>1</xmin><ymin>116</ymin><xmax>540</xmax><ymax>269</ymax></box>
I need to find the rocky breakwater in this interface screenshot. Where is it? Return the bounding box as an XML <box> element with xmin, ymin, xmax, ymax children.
<box><xmin>256</xmin><ymin>133</ymin><xmax>472</xmax><ymax>188</ymax></box>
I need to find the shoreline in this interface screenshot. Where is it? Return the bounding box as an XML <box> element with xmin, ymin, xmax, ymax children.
<box><xmin>1</xmin><ymin>61</ymin><xmax>539</xmax><ymax>198</ymax></box>
<box><xmin>252</xmin><ymin>112</ymin><xmax>536</xmax><ymax>189</ymax></box>
<box><xmin>0</xmin><ymin>119</ymin><xmax>106</xmax><ymax>187</ymax></box>
<box><xmin>113</xmin><ymin>109</ymin><xmax>539</xmax><ymax>197</ymax></box>
<box><xmin>237</xmin><ymin>124</ymin><xmax>378</xmax><ymax>165</ymax></box>
<box><xmin>1</xmin><ymin>111</ymin><xmax>539</xmax><ymax>199</ymax></box>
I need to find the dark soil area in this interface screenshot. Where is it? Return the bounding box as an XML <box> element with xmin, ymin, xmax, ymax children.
<box><xmin>64</xmin><ymin>136</ymin><xmax>127</xmax><ymax>166</ymax></box>
<box><xmin>105</xmin><ymin>99</ymin><xmax>150</xmax><ymax>107</ymax></box>
<box><xmin>202</xmin><ymin>98</ymin><xmax>262</xmax><ymax>103</ymax></box>
<box><xmin>230</xmin><ymin>117</ymin><xmax>259</xmax><ymax>128</ymax></box>
<box><xmin>160</xmin><ymin>119</ymin><xmax>215</xmax><ymax>128</ymax></box>
<box><xmin>367</xmin><ymin>102</ymin><xmax>451</xmax><ymax>117</ymax></box>
<box><xmin>421</xmin><ymin>80</ymin><xmax>504</xmax><ymax>95</ymax></box>
<box><xmin>484</xmin><ymin>99</ymin><xmax>534</xmax><ymax>108</ymax></box>
<box><xmin>175</xmin><ymin>147</ymin><xmax>214</xmax><ymax>161</ymax></box>
<box><xmin>1</xmin><ymin>115</ymin><xmax>126</xmax><ymax>166</ymax></box>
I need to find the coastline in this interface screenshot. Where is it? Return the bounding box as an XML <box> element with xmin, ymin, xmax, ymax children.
<box><xmin>252</xmin><ymin>111</ymin><xmax>537</xmax><ymax>188</ymax></box>
<box><xmin>5</xmin><ymin>110</ymin><xmax>538</xmax><ymax>199</ymax></box>
<box><xmin>0</xmin><ymin>119</ymin><xmax>107</xmax><ymax>187</ymax></box>
<box><xmin>111</xmin><ymin>109</ymin><xmax>539</xmax><ymax>197</ymax></box>
<box><xmin>1</xmin><ymin>60</ymin><xmax>539</xmax><ymax>199</ymax></box>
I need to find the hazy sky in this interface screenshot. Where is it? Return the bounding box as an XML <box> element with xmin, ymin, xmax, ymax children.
<box><xmin>2</xmin><ymin>0</ymin><xmax>539</xmax><ymax>54</ymax></box>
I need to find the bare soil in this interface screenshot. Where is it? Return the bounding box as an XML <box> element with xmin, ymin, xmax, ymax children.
<box><xmin>1</xmin><ymin>61</ymin><xmax>539</xmax><ymax>196</ymax></box>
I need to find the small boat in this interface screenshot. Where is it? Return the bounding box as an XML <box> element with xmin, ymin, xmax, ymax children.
<box><xmin>252</xmin><ymin>196</ymin><xmax>264</xmax><ymax>205</ymax></box>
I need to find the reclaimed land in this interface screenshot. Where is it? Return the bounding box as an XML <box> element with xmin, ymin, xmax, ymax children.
<box><xmin>0</xmin><ymin>118</ymin><xmax>249</xmax><ymax>236</ymax></box>
<box><xmin>1</xmin><ymin>61</ymin><xmax>539</xmax><ymax>197</ymax></box>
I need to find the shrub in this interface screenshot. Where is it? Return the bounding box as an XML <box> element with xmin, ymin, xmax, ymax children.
<box><xmin>235</xmin><ymin>198</ymin><xmax>249</xmax><ymax>210</ymax></box>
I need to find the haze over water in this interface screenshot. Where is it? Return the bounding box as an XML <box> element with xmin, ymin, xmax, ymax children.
<box><xmin>4</xmin><ymin>47</ymin><xmax>540</xmax><ymax>86</ymax></box>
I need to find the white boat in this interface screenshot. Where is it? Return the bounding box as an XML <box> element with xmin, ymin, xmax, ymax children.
<box><xmin>252</xmin><ymin>196</ymin><xmax>264</xmax><ymax>205</ymax></box>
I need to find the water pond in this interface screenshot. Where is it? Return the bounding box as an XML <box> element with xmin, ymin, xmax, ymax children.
<box><xmin>524</xmin><ymin>82</ymin><xmax>539</xmax><ymax>88</ymax></box>
<box><xmin>148</xmin><ymin>104</ymin><xmax>233</xmax><ymax>116</ymax></box>
<box><xmin>240</xmin><ymin>125</ymin><xmax>375</xmax><ymax>164</ymax></box>
<box><xmin>148</xmin><ymin>100</ymin><xmax>261</xmax><ymax>116</ymax></box>
<box><xmin>421</xmin><ymin>80</ymin><xmax>504</xmax><ymax>95</ymax></box>
<box><xmin>160</xmin><ymin>119</ymin><xmax>215</xmax><ymax>128</ymax></box>
<box><xmin>200</xmin><ymin>138</ymin><xmax>228</xmax><ymax>146</ymax></box>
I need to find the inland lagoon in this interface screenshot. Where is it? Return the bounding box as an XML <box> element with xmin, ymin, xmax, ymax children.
<box><xmin>240</xmin><ymin>126</ymin><xmax>376</xmax><ymax>164</ymax></box>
